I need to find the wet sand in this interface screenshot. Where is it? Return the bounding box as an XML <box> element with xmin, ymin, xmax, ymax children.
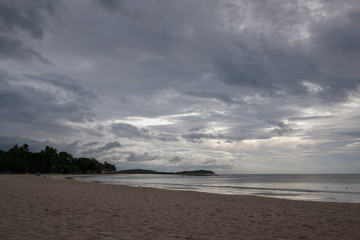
<box><xmin>1</xmin><ymin>174</ymin><xmax>360</xmax><ymax>239</ymax></box>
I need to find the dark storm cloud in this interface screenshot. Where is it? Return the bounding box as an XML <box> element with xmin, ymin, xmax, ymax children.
<box><xmin>0</xmin><ymin>0</ymin><xmax>59</xmax><ymax>62</ymax></box>
<box><xmin>182</xmin><ymin>132</ymin><xmax>225</xmax><ymax>143</ymax></box>
<box><xmin>110</xmin><ymin>123</ymin><xmax>179</xmax><ymax>142</ymax></box>
<box><xmin>92</xmin><ymin>0</ymin><xmax>134</xmax><ymax>17</ymax></box>
<box><xmin>212</xmin><ymin>44</ymin><xmax>317</xmax><ymax>97</ymax></box>
<box><xmin>186</xmin><ymin>126</ymin><xmax>205</xmax><ymax>133</ymax></box>
<box><xmin>213</xmin><ymin>1</ymin><xmax>360</xmax><ymax>102</ymax></box>
<box><xmin>82</xmin><ymin>128</ymin><xmax>105</xmax><ymax>138</ymax></box>
<box><xmin>25</xmin><ymin>73</ymin><xmax>96</xmax><ymax>100</ymax></box>
<box><xmin>289</xmin><ymin>116</ymin><xmax>333</xmax><ymax>121</ymax></box>
<box><xmin>267</xmin><ymin>121</ymin><xmax>294</xmax><ymax>137</ymax></box>
<box><xmin>183</xmin><ymin>90</ymin><xmax>235</xmax><ymax>104</ymax></box>
<box><xmin>90</xmin><ymin>0</ymin><xmax>359</xmax><ymax>104</ymax></box>
<box><xmin>83</xmin><ymin>141</ymin><xmax>99</xmax><ymax>147</ymax></box>
<box><xmin>0</xmin><ymin>0</ymin><xmax>359</xmax><ymax>173</ymax></box>
<box><xmin>0</xmin><ymin>70</ymin><xmax>96</xmax><ymax>137</ymax></box>
<box><xmin>316</xmin><ymin>10</ymin><xmax>360</xmax><ymax>54</ymax></box>
<box><xmin>337</xmin><ymin>132</ymin><xmax>360</xmax><ymax>138</ymax></box>
<box><xmin>111</xmin><ymin>123</ymin><xmax>151</xmax><ymax>140</ymax></box>
<box><xmin>306</xmin><ymin>8</ymin><xmax>360</xmax><ymax>101</ymax></box>
<box><xmin>83</xmin><ymin>141</ymin><xmax>121</xmax><ymax>155</ymax></box>
<box><xmin>156</xmin><ymin>133</ymin><xmax>180</xmax><ymax>142</ymax></box>
<box><xmin>125</xmin><ymin>152</ymin><xmax>157</xmax><ymax>162</ymax></box>
<box><xmin>0</xmin><ymin>135</ymin><xmax>48</xmax><ymax>152</ymax></box>
<box><xmin>169</xmin><ymin>156</ymin><xmax>183</xmax><ymax>163</ymax></box>
<box><xmin>0</xmin><ymin>35</ymin><xmax>50</xmax><ymax>63</ymax></box>
<box><xmin>0</xmin><ymin>0</ymin><xmax>58</xmax><ymax>38</ymax></box>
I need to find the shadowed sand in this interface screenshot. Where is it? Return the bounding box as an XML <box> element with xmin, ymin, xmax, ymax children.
<box><xmin>1</xmin><ymin>175</ymin><xmax>360</xmax><ymax>240</ymax></box>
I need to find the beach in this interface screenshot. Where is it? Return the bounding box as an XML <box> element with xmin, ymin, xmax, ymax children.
<box><xmin>1</xmin><ymin>175</ymin><xmax>360</xmax><ymax>240</ymax></box>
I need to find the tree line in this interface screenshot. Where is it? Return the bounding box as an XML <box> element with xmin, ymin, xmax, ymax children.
<box><xmin>0</xmin><ymin>144</ymin><xmax>116</xmax><ymax>174</ymax></box>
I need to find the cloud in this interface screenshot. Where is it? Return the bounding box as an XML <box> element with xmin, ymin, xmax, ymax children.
<box><xmin>156</xmin><ymin>133</ymin><xmax>180</xmax><ymax>142</ymax></box>
<box><xmin>182</xmin><ymin>132</ymin><xmax>225</xmax><ymax>143</ymax></box>
<box><xmin>267</xmin><ymin>120</ymin><xmax>295</xmax><ymax>137</ymax></box>
<box><xmin>0</xmin><ymin>35</ymin><xmax>50</xmax><ymax>63</ymax></box>
<box><xmin>92</xmin><ymin>0</ymin><xmax>135</xmax><ymax>17</ymax></box>
<box><xmin>0</xmin><ymin>70</ymin><xmax>96</xmax><ymax>138</ymax></box>
<box><xmin>83</xmin><ymin>141</ymin><xmax>99</xmax><ymax>147</ymax></box>
<box><xmin>0</xmin><ymin>0</ymin><xmax>359</xmax><ymax>173</ymax></box>
<box><xmin>125</xmin><ymin>152</ymin><xmax>157</xmax><ymax>162</ymax></box>
<box><xmin>110</xmin><ymin>122</ymin><xmax>180</xmax><ymax>142</ymax></box>
<box><xmin>315</xmin><ymin>9</ymin><xmax>360</xmax><ymax>54</ymax></box>
<box><xmin>111</xmin><ymin>123</ymin><xmax>152</xmax><ymax>140</ymax></box>
<box><xmin>183</xmin><ymin>90</ymin><xmax>235</xmax><ymax>104</ymax></box>
<box><xmin>169</xmin><ymin>156</ymin><xmax>183</xmax><ymax>163</ymax></box>
<box><xmin>0</xmin><ymin>0</ymin><xmax>58</xmax><ymax>38</ymax></box>
<box><xmin>83</xmin><ymin>141</ymin><xmax>122</xmax><ymax>155</ymax></box>
<box><xmin>0</xmin><ymin>135</ymin><xmax>48</xmax><ymax>152</ymax></box>
<box><xmin>25</xmin><ymin>73</ymin><xmax>96</xmax><ymax>102</ymax></box>
<box><xmin>0</xmin><ymin>0</ymin><xmax>59</xmax><ymax>63</ymax></box>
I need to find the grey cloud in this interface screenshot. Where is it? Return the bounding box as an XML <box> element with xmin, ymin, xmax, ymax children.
<box><xmin>183</xmin><ymin>90</ymin><xmax>235</xmax><ymax>104</ymax></box>
<box><xmin>0</xmin><ymin>0</ymin><xmax>59</xmax><ymax>63</ymax></box>
<box><xmin>66</xmin><ymin>140</ymin><xmax>81</xmax><ymax>149</ymax></box>
<box><xmin>289</xmin><ymin>116</ymin><xmax>333</xmax><ymax>121</ymax></box>
<box><xmin>169</xmin><ymin>156</ymin><xmax>183</xmax><ymax>163</ymax></box>
<box><xmin>111</xmin><ymin>123</ymin><xmax>151</xmax><ymax>140</ymax></box>
<box><xmin>269</xmin><ymin>124</ymin><xmax>294</xmax><ymax>137</ymax></box>
<box><xmin>1</xmin><ymin>1</ymin><xmax>359</xmax><ymax>173</ymax></box>
<box><xmin>316</xmin><ymin>10</ymin><xmax>360</xmax><ymax>54</ymax></box>
<box><xmin>0</xmin><ymin>0</ymin><xmax>58</xmax><ymax>38</ymax></box>
<box><xmin>212</xmin><ymin>41</ymin><xmax>317</xmax><ymax>98</ymax></box>
<box><xmin>126</xmin><ymin>152</ymin><xmax>157</xmax><ymax>162</ymax></box>
<box><xmin>187</xmin><ymin>126</ymin><xmax>205</xmax><ymax>133</ymax></box>
<box><xmin>208</xmin><ymin>2</ymin><xmax>359</xmax><ymax>103</ymax></box>
<box><xmin>83</xmin><ymin>141</ymin><xmax>99</xmax><ymax>147</ymax></box>
<box><xmin>156</xmin><ymin>133</ymin><xmax>180</xmax><ymax>142</ymax></box>
<box><xmin>82</xmin><ymin>128</ymin><xmax>105</xmax><ymax>138</ymax></box>
<box><xmin>25</xmin><ymin>73</ymin><xmax>96</xmax><ymax>99</ymax></box>
<box><xmin>182</xmin><ymin>132</ymin><xmax>225</xmax><ymax>143</ymax></box>
<box><xmin>83</xmin><ymin>141</ymin><xmax>122</xmax><ymax>155</ymax></box>
<box><xmin>0</xmin><ymin>71</ymin><xmax>96</xmax><ymax>138</ymax></box>
<box><xmin>337</xmin><ymin>132</ymin><xmax>360</xmax><ymax>138</ymax></box>
<box><xmin>93</xmin><ymin>0</ymin><xmax>135</xmax><ymax>17</ymax></box>
<box><xmin>62</xmin><ymin>0</ymin><xmax>359</xmax><ymax>105</ymax></box>
<box><xmin>0</xmin><ymin>35</ymin><xmax>50</xmax><ymax>63</ymax></box>
<box><xmin>0</xmin><ymin>135</ymin><xmax>47</xmax><ymax>152</ymax></box>
<box><xmin>111</xmin><ymin>123</ymin><xmax>179</xmax><ymax>142</ymax></box>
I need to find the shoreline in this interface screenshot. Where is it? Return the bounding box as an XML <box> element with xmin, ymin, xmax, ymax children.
<box><xmin>69</xmin><ymin>173</ymin><xmax>360</xmax><ymax>204</ymax></box>
<box><xmin>1</xmin><ymin>174</ymin><xmax>360</xmax><ymax>239</ymax></box>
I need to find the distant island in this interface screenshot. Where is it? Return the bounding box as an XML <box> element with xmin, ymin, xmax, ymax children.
<box><xmin>117</xmin><ymin>169</ymin><xmax>216</xmax><ymax>176</ymax></box>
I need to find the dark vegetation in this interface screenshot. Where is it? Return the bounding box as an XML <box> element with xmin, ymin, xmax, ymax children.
<box><xmin>0</xmin><ymin>144</ymin><xmax>116</xmax><ymax>174</ymax></box>
<box><xmin>117</xmin><ymin>169</ymin><xmax>216</xmax><ymax>176</ymax></box>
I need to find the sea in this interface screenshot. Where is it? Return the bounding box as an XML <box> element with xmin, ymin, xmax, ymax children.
<box><xmin>74</xmin><ymin>174</ymin><xmax>360</xmax><ymax>203</ymax></box>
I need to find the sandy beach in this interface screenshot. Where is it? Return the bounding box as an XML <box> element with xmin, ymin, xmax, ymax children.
<box><xmin>1</xmin><ymin>175</ymin><xmax>359</xmax><ymax>240</ymax></box>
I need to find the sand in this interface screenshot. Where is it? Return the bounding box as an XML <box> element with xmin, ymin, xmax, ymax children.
<box><xmin>1</xmin><ymin>175</ymin><xmax>360</xmax><ymax>240</ymax></box>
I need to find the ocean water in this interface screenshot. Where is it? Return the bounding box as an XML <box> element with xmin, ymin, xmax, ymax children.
<box><xmin>75</xmin><ymin>174</ymin><xmax>360</xmax><ymax>203</ymax></box>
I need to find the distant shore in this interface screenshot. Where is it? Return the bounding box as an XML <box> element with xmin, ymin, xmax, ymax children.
<box><xmin>116</xmin><ymin>169</ymin><xmax>216</xmax><ymax>176</ymax></box>
<box><xmin>1</xmin><ymin>174</ymin><xmax>360</xmax><ymax>239</ymax></box>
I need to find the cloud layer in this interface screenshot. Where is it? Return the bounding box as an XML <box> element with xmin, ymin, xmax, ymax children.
<box><xmin>0</xmin><ymin>0</ymin><xmax>359</xmax><ymax>173</ymax></box>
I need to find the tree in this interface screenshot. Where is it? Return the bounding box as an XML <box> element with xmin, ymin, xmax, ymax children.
<box><xmin>0</xmin><ymin>144</ymin><xmax>117</xmax><ymax>174</ymax></box>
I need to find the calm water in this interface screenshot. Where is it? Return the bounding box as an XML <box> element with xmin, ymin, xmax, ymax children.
<box><xmin>75</xmin><ymin>174</ymin><xmax>360</xmax><ymax>203</ymax></box>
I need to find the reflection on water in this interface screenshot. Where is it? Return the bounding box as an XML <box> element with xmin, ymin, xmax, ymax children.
<box><xmin>75</xmin><ymin>174</ymin><xmax>360</xmax><ymax>203</ymax></box>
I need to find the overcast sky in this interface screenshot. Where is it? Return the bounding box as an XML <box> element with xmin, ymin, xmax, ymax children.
<box><xmin>0</xmin><ymin>0</ymin><xmax>359</xmax><ymax>173</ymax></box>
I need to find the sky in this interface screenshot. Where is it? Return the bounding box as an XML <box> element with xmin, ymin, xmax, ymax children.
<box><xmin>0</xmin><ymin>0</ymin><xmax>359</xmax><ymax>173</ymax></box>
